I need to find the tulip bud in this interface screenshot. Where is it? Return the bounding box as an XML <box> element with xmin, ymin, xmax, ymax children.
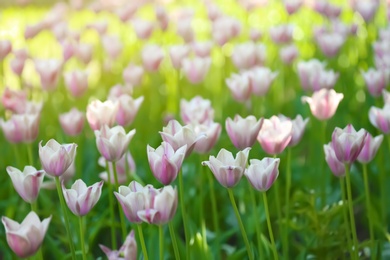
<box><xmin>257</xmin><ymin>116</ymin><xmax>292</xmax><ymax>155</ymax></box>
<box><xmin>226</xmin><ymin>115</ymin><xmax>263</xmax><ymax>149</ymax></box>
<box><xmin>245</xmin><ymin>158</ymin><xmax>280</xmax><ymax>191</ymax></box>
<box><xmin>7</xmin><ymin>166</ymin><xmax>44</xmax><ymax>203</ymax></box>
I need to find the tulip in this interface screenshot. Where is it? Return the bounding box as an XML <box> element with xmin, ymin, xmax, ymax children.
<box><xmin>86</xmin><ymin>99</ymin><xmax>118</xmax><ymax>130</ymax></box>
<box><xmin>206</xmin><ymin>3</ymin><xmax>223</xmax><ymax>21</ymax></box>
<box><xmin>160</xmin><ymin>119</ymin><xmax>206</xmax><ymax>157</ymax></box>
<box><xmin>24</xmin><ymin>23</ymin><xmax>44</xmax><ymax>39</ymax></box>
<box><xmin>192</xmin><ymin>41</ymin><xmax>213</xmax><ymax>57</ymax></box>
<box><xmin>123</xmin><ymin>63</ymin><xmax>144</xmax><ymax>86</ymax></box>
<box><xmin>0</xmin><ymin>113</ymin><xmax>39</xmax><ymax>143</ymax></box>
<box><xmin>257</xmin><ymin>116</ymin><xmax>292</xmax><ymax>155</ymax></box>
<box><xmin>357</xmin><ymin>133</ymin><xmax>383</xmax><ymax>163</ymax></box>
<box><xmin>324</xmin><ymin>142</ymin><xmax>346</xmax><ymax>177</ymax></box>
<box><xmin>59</xmin><ymin>108</ymin><xmax>85</xmax><ymax>136</ymax></box>
<box><xmin>102</xmin><ymin>35</ymin><xmax>123</xmax><ymax>59</ymax></box>
<box><xmin>369</xmin><ymin>104</ymin><xmax>390</xmax><ymax>133</ymax></box>
<box><xmin>115</xmin><ymin>95</ymin><xmax>144</xmax><ymax>127</ymax></box>
<box><xmin>301</xmin><ymin>89</ymin><xmax>344</xmax><ymax>120</ymax></box>
<box><xmin>226</xmin><ymin>73</ymin><xmax>251</xmax><ymax>102</ymax></box>
<box><xmin>86</xmin><ymin>20</ymin><xmax>108</xmax><ymax>35</ymax></box>
<box><xmin>39</xmin><ymin>139</ymin><xmax>77</xmax><ymax>177</ymax></box>
<box><xmin>10</xmin><ymin>49</ymin><xmax>29</xmax><ymax>76</ymax></box>
<box><xmin>231</xmin><ymin>42</ymin><xmax>266</xmax><ymax>70</ymax></box>
<box><xmin>250</xmin><ymin>28</ymin><xmax>262</xmax><ymax>41</ymax></box>
<box><xmin>99</xmin><ymin>152</ymin><xmax>136</xmax><ymax>184</ymax></box>
<box><xmin>246</xmin><ymin>67</ymin><xmax>278</xmax><ymax>96</ymax></box>
<box><xmin>297</xmin><ymin>59</ymin><xmax>326</xmax><ymax>91</ymax></box>
<box><xmin>361</xmin><ymin>68</ymin><xmax>389</xmax><ymax>97</ymax></box>
<box><xmin>155</xmin><ymin>6</ymin><xmax>169</xmax><ymax>30</ymax></box>
<box><xmin>202</xmin><ymin>148</ymin><xmax>250</xmax><ymax>188</ymax></box>
<box><xmin>61</xmin><ymin>39</ymin><xmax>76</xmax><ymax>62</ymax></box>
<box><xmin>115</xmin><ymin>3</ymin><xmax>138</xmax><ymax>22</ymax></box>
<box><xmin>6</xmin><ymin>166</ymin><xmax>44</xmax><ymax>203</ymax></box>
<box><xmin>316</xmin><ymin>32</ymin><xmax>345</xmax><ymax>58</ymax></box>
<box><xmin>132</xmin><ymin>19</ymin><xmax>154</xmax><ymax>40</ymax></box>
<box><xmin>0</xmin><ymin>40</ymin><xmax>12</xmax><ymax>60</ymax></box>
<box><xmin>280</xmin><ymin>44</ymin><xmax>298</xmax><ymax>65</ymax></box>
<box><xmin>212</xmin><ymin>16</ymin><xmax>241</xmax><ymax>46</ymax></box>
<box><xmin>245</xmin><ymin>158</ymin><xmax>280</xmax><ymax>191</ymax></box>
<box><xmin>279</xmin><ymin>114</ymin><xmax>309</xmax><ymax>146</ymax></box>
<box><xmin>64</xmin><ymin>70</ymin><xmax>88</xmax><ymax>98</ymax></box>
<box><xmin>180</xmin><ymin>95</ymin><xmax>214</xmax><ymax>124</ymax></box>
<box><xmin>226</xmin><ymin>115</ymin><xmax>263</xmax><ymax>149</ymax></box>
<box><xmin>41</xmin><ymin>161</ymin><xmax>75</xmax><ymax>190</ymax></box>
<box><xmin>331</xmin><ymin>124</ymin><xmax>367</xmax><ymax>164</ymax></box>
<box><xmin>169</xmin><ymin>45</ymin><xmax>190</xmax><ymax>69</ymax></box>
<box><xmin>177</xmin><ymin>18</ymin><xmax>194</xmax><ymax>43</ymax></box>
<box><xmin>142</xmin><ymin>44</ymin><xmax>164</xmax><ymax>72</ymax></box>
<box><xmin>182</xmin><ymin>57</ymin><xmax>211</xmax><ymax>84</ymax></box>
<box><xmin>62</xmin><ymin>179</ymin><xmax>103</xmax><ymax>216</ymax></box>
<box><xmin>192</xmin><ymin>121</ymin><xmax>222</xmax><ymax>154</ymax></box>
<box><xmin>76</xmin><ymin>43</ymin><xmax>93</xmax><ymax>64</ymax></box>
<box><xmin>147</xmin><ymin>142</ymin><xmax>187</xmax><ymax>185</ymax></box>
<box><xmin>100</xmin><ymin>230</ymin><xmax>137</xmax><ymax>260</ymax></box>
<box><xmin>2</xmin><ymin>212</ymin><xmax>51</xmax><ymax>258</ymax></box>
<box><xmin>34</xmin><ymin>59</ymin><xmax>62</xmax><ymax>91</ymax></box>
<box><xmin>1</xmin><ymin>87</ymin><xmax>27</xmax><ymax>113</ymax></box>
<box><xmin>351</xmin><ymin>0</ymin><xmax>379</xmax><ymax>22</ymax></box>
<box><xmin>269</xmin><ymin>24</ymin><xmax>294</xmax><ymax>44</ymax></box>
<box><xmin>284</xmin><ymin>0</ymin><xmax>303</xmax><ymax>14</ymax></box>
<box><xmin>23</xmin><ymin>101</ymin><xmax>43</xmax><ymax>115</ymax></box>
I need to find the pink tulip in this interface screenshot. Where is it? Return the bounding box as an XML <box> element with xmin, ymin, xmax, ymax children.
<box><xmin>160</xmin><ymin>119</ymin><xmax>206</xmax><ymax>157</ymax></box>
<box><xmin>361</xmin><ymin>68</ymin><xmax>389</xmax><ymax>97</ymax></box>
<box><xmin>192</xmin><ymin>41</ymin><xmax>213</xmax><ymax>57</ymax></box>
<box><xmin>86</xmin><ymin>20</ymin><xmax>108</xmax><ymax>35</ymax></box>
<box><xmin>61</xmin><ymin>39</ymin><xmax>76</xmax><ymax>62</ymax></box>
<box><xmin>212</xmin><ymin>16</ymin><xmax>241</xmax><ymax>46</ymax></box>
<box><xmin>357</xmin><ymin>133</ymin><xmax>383</xmax><ymax>163</ymax></box>
<box><xmin>123</xmin><ymin>63</ymin><xmax>144</xmax><ymax>86</ymax></box>
<box><xmin>245</xmin><ymin>158</ymin><xmax>280</xmax><ymax>191</ymax></box>
<box><xmin>247</xmin><ymin>67</ymin><xmax>278</xmax><ymax>96</ymax></box>
<box><xmin>86</xmin><ymin>99</ymin><xmax>118</xmax><ymax>130</ymax></box>
<box><xmin>287</xmin><ymin>115</ymin><xmax>309</xmax><ymax>146</ymax></box>
<box><xmin>280</xmin><ymin>44</ymin><xmax>298</xmax><ymax>65</ymax></box>
<box><xmin>182</xmin><ymin>57</ymin><xmax>211</xmax><ymax>84</ymax></box>
<box><xmin>180</xmin><ymin>95</ymin><xmax>214</xmax><ymax>125</ymax></box>
<box><xmin>108</xmin><ymin>84</ymin><xmax>133</xmax><ymax>100</ymax></box>
<box><xmin>7</xmin><ymin>166</ymin><xmax>44</xmax><ymax>203</ymax></box>
<box><xmin>316</xmin><ymin>32</ymin><xmax>345</xmax><ymax>57</ymax></box>
<box><xmin>369</xmin><ymin>104</ymin><xmax>390</xmax><ymax>133</ymax></box>
<box><xmin>132</xmin><ymin>19</ymin><xmax>154</xmax><ymax>40</ymax></box>
<box><xmin>250</xmin><ymin>28</ymin><xmax>262</xmax><ymax>41</ymax></box>
<box><xmin>0</xmin><ymin>113</ymin><xmax>39</xmax><ymax>143</ymax></box>
<box><xmin>383</xmin><ymin>89</ymin><xmax>390</xmax><ymax>104</ymax></box>
<box><xmin>64</xmin><ymin>70</ymin><xmax>88</xmax><ymax>97</ymax></box>
<box><xmin>147</xmin><ymin>142</ymin><xmax>186</xmax><ymax>185</ymax></box>
<box><xmin>102</xmin><ymin>35</ymin><xmax>123</xmax><ymax>59</ymax></box>
<box><xmin>1</xmin><ymin>87</ymin><xmax>27</xmax><ymax>113</ymax></box>
<box><xmin>41</xmin><ymin>161</ymin><xmax>75</xmax><ymax>190</ymax></box>
<box><xmin>192</xmin><ymin>121</ymin><xmax>222</xmax><ymax>154</ymax></box>
<box><xmin>100</xmin><ymin>230</ymin><xmax>137</xmax><ymax>260</ymax></box>
<box><xmin>98</xmin><ymin>152</ymin><xmax>136</xmax><ymax>185</ymax></box>
<box><xmin>115</xmin><ymin>95</ymin><xmax>144</xmax><ymax>127</ymax></box>
<box><xmin>331</xmin><ymin>124</ymin><xmax>367</xmax><ymax>164</ymax></box>
<box><xmin>34</xmin><ymin>59</ymin><xmax>62</xmax><ymax>91</ymax></box>
<box><xmin>177</xmin><ymin>18</ymin><xmax>194</xmax><ymax>43</ymax></box>
<box><xmin>39</xmin><ymin>139</ymin><xmax>77</xmax><ymax>177</ymax></box>
<box><xmin>324</xmin><ymin>142</ymin><xmax>345</xmax><ymax>177</ymax></box>
<box><xmin>24</xmin><ymin>23</ymin><xmax>44</xmax><ymax>39</ymax></box>
<box><xmin>169</xmin><ymin>45</ymin><xmax>190</xmax><ymax>69</ymax></box>
<box><xmin>95</xmin><ymin>125</ymin><xmax>136</xmax><ymax>162</ymax></box>
<box><xmin>226</xmin><ymin>115</ymin><xmax>263</xmax><ymax>149</ymax></box>
<box><xmin>75</xmin><ymin>43</ymin><xmax>93</xmax><ymax>64</ymax></box>
<box><xmin>226</xmin><ymin>73</ymin><xmax>251</xmax><ymax>102</ymax></box>
<box><xmin>115</xmin><ymin>3</ymin><xmax>138</xmax><ymax>22</ymax></box>
<box><xmin>284</xmin><ymin>0</ymin><xmax>303</xmax><ymax>14</ymax></box>
<box><xmin>206</xmin><ymin>4</ymin><xmax>223</xmax><ymax>21</ymax></box>
<box><xmin>231</xmin><ymin>42</ymin><xmax>266</xmax><ymax>70</ymax></box>
<box><xmin>59</xmin><ymin>108</ymin><xmax>84</xmax><ymax>136</ymax></box>
<box><xmin>270</xmin><ymin>24</ymin><xmax>294</xmax><ymax>44</ymax></box>
<box><xmin>22</xmin><ymin>101</ymin><xmax>43</xmax><ymax>115</ymax></box>
<box><xmin>298</xmin><ymin>59</ymin><xmax>326</xmax><ymax>91</ymax></box>
<box><xmin>202</xmin><ymin>148</ymin><xmax>250</xmax><ymax>188</ymax></box>
<box><xmin>10</xmin><ymin>49</ymin><xmax>28</xmax><ymax>75</ymax></box>
<box><xmin>351</xmin><ymin>0</ymin><xmax>379</xmax><ymax>22</ymax></box>
<box><xmin>2</xmin><ymin>212</ymin><xmax>51</xmax><ymax>258</ymax></box>
<box><xmin>62</xmin><ymin>179</ymin><xmax>103</xmax><ymax>216</ymax></box>
<box><xmin>155</xmin><ymin>6</ymin><xmax>169</xmax><ymax>30</ymax></box>
<box><xmin>301</xmin><ymin>89</ymin><xmax>344</xmax><ymax>120</ymax></box>
<box><xmin>0</xmin><ymin>40</ymin><xmax>12</xmax><ymax>60</ymax></box>
<box><xmin>142</xmin><ymin>44</ymin><xmax>164</xmax><ymax>72</ymax></box>
<box><xmin>257</xmin><ymin>116</ymin><xmax>292</xmax><ymax>155</ymax></box>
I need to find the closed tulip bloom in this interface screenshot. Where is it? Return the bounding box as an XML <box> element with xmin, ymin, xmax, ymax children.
<box><xmin>0</xmin><ymin>40</ymin><xmax>12</xmax><ymax>60</ymax></box>
<box><xmin>316</xmin><ymin>32</ymin><xmax>345</xmax><ymax>58</ymax></box>
<box><xmin>24</xmin><ymin>23</ymin><xmax>44</xmax><ymax>39</ymax></box>
<box><xmin>182</xmin><ymin>57</ymin><xmax>211</xmax><ymax>84</ymax></box>
<box><xmin>95</xmin><ymin>125</ymin><xmax>136</xmax><ymax>162</ymax></box>
<box><xmin>7</xmin><ymin>166</ymin><xmax>44</xmax><ymax>203</ymax></box>
<box><xmin>86</xmin><ymin>99</ymin><xmax>118</xmax><ymax>130</ymax></box>
<box><xmin>0</xmin><ymin>113</ymin><xmax>39</xmax><ymax>143</ymax></box>
<box><xmin>279</xmin><ymin>114</ymin><xmax>309</xmax><ymax>146</ymax></box>
<box><xmin>226</xmin><ymin>73</ymin><xmax>251</xmax><ymax>102</ymax></box>
<box><xmin>226</xmin><ymin>115</ymin><xmax>263</xmax><ymax>149</ymax></box>
<box><xmin>177</xmin><ymin>18</ymin><xmax>194</xmax><ymax>43</ymax></box>
<box><xmin>142</xmin><ymin>44</ymin><xmax>164</xmax><ymax>72</ymax></box>
<box><xmin>10</xmin><ymin>49</ymin><xmax>29</xmax><ymax>76</ymax></box>
<box><xmin>64</xmin><ymin>70</ymin><xmax>88</xmax><ymax>98</ymax></box>
<box><xmin>34</xmin><ymin>59</ymin><xmax>62</xmax><ymax>91</ymax></box>
<box><xmin>2</xmin><ymin>212</ymin><xmax>51</xmax><ymax>258</ymax></box>
<box><xmin>102</xmin><ymin>35</ymin><xmax>123</xmax><ymax>59</ymax></box>
<box><xmin>132</xmin><ymin>19</ymin><xmax>154</xmax><ymax>40</ymax></box>
<box><xmin>297</xmin><ymin>59</ymin><xmax>326</xmax><ymax>91</ymax></box>
<box><xmin>76</xmin><ymin>43</ymin><xmax>93</xmax><ymax>64</ymax></box>
<box><xmin>155</xmin><ymin>6</ymin><xmax>169</xmax><ymax>30</ymax></box>
<box><xmin>212</xmin><ymin>16</ymin><xmax>241</xmax><ymax>46</ymax></box>
<box><xmin>302</xmin><ymin>89</ymin><xmax>344</xmax><ymax>120</ymax></box>
<box><xmin>231</xmin><ymin>42</ymin><xmax>266</xmax><ymax>70</ymax></box>
<box><xmin>331</xmin><ymin>124</ymin><xmax>367</xmax><ymax>164</ymax></box>
<box><xmin>1</xmin><ymin>87</ymin><xmax>27</xmax><ymax>113</ymax></box>
<box><xmin>160</xmin><ymin>119</ymin><xmax>206</xmax><ymax>157</ymax></box>
<box><xmin>192</xmin><ymin>41</ymin><xmax>213</xmax><ymax>57</ymax></box>
<box><xmin>202</xmin><ymin>148</ymin><xmax>250</xmax><ymax>188</ymax></box>
<box><xmin>192</xmin><ymin>121</ymin><xmax>221</xmax><ymax>154</ymax></box>
<box><xmin>115</xmin><ymin>95</ymin><xmax>144</xmax><ymax>127</ymax></box>
<box><xmin>250</xmin><ymin>28</ymin><xmax>262</xmax><ymax>41</ymax></box>
<box><xmin>86</xmin><ymin>20</ymin><xmax>108</xmax><ymax>35</ymax></box>
<box><xmin>280</xmin><ymin>44</ymin><xmax>298</xmax><ymax>65</ymax></box>
<box><xmin>284</xmin><ymin>0</ymin><xmax>303</xmax><ymax>15</ymax></box>
<box><xmin>245</xmin><ymin>158</ymin><xmax>280</xmax><ymax>191</ymax></box>
<box><xmin>59</xmin><ymin>108</ymin><xmax>84</xmax><ymax>136</ymax></box>
<box><xmin>169</xmin><ymin>45</ymin><xmax>190</xmax><ymax>69</ymax></box>
<box><xmin>369</xmin><ymin>104</ymin><xmax>390</xmax><ymax>133</ymax></box>
<box><xmin>123</xmin><ymin>63</ymin><xmax>144</xmax><ymax>86</ymax></box>
<box><xmin>351</xmin><ymin>0</ymin><xmax>379</xmax><ymax>22</ymax></box>
<box><xmin>257</xmin><ymin>116</ymin><xmax>292</xmax><ymax>155</ymax></box>
<box><xmin>147</xmin><ymin>142</ymin><xmax>187</xmax><ymax>185</ymax></box>
<box><xmin>269</xmin><ymin>24</ymin><xmax>294</xmax><ymax>44</ymax></box>
<box><xmin>246</xmin><ymin>67</ymin><xmax>278</xmax><ymax>96</ymax></box>
<box><xmin>62</xmin><ymin>179</ymin><xmax>103</xmax><ymax>216</ymax></box>
<box><xmin>180</xmin><ymin>96</ymin><xmax>214</xmax><ymax>124</ymax></box>
<box><xmin>39</xmin><ymin>139</ymin><xmax>77</xmax><ymax>177</ymax></box>
<box><xmin>108</xmin><ymin>84</ymin><xmax>133</xmax><ymax>100</ymax></box>
<box><xmin>361</xmin><ymin>68</ymin><xmax>388</xmax><ymax>97</ymax></box>
<box><xmin>100</xmin><ymin>230</ymin><xmax>137</xmax><ymax>260</ymax></box>
<box><xmin>357</xmin><ymin>133</ymin><xmax>383</xmax><ymax>163</ymax></box>
<box><xmin>324</xmin><ymin>142</ymin><xmax>345</xmax><ymax>177</ymax></box>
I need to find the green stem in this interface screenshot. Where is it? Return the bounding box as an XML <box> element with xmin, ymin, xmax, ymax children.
<box><xmin>137</xmin><ymin>224</ymin><xmax>149</xmax><ymax>260</ymax></box>
<box><xmin>169</xmin><ymin>222</ymin><xmax>180</xmax><ymax>260</ymax></box>
<box><xmin>263</xmin><ymin>191</ymin><xmax>278</xmax><ymax>260</ymax></box>
<box><xmin>248</xmin><ymin>183</ymin><xmax>262</xmax><ymax>258</ymax></box>
<box><xmin>283</xmin><ymin>148</ymin><xmax>291</xmax><ymax>259</ymax></box>
<box><xmin>105</xmin><ymin>161</ymin><xmax>117</xmax><ymax>249</ymax></box>
<box><xmin>32</xmin><ymin>200</ymin><xmax>44</xmax><ymax>260</ymax></box>
<box><xmin>320</xmin><ymin>120</ymin><xmax>327</xmax><ymax>208</ymax></box>
<box><xmin>55</xmin><ymin>177</ymin><xmax>76</xmax><ymax>260</ymax></box>
<box><xmin>27</xmin><ymin>143</ymin><xmax>34</xmax><ymax>167</ymax></box>
<box><xmin>79</xmin><ymin>216</ymin><xmax>87</xmax><ymax>260</ymax></box>
<box><xmin>112</xmin><ymin>161</ymin><xmax>127</xmax><ymax>240</ymax></box>
<box><xmin>340</xmin><ymin>178</ymin><xmax>353</xmax><ymax>257</ymax></box>
<box><xmin>178</xmin><ymin>170</ymin><xmax>190</xmax><ymax>259</ymax></box>
<box><xmin>362</xmin><ymin>164</ymin><xmax>375</xmax><ymax>251</ymax></box>
<box><xmin>159</xmin><ymin>225</ymin><xmax>164</xmax><ymax>260</ymax></box>
<box><xmin>227</xmin><ymin>188</ymin><xmax>254</xmax><ymax>260</ymax></box>
<box><xmin>207</xmin><ymin>170</ymin><xmax>219</xmax><ymax>235</ymax></box>
<box><xmin>199</xmin><ymin>162</ymin><xmax>208</xmax><ymax>253</ymax></box>
<box><xmin>344</xmin><ymin>164</ymin><xmax>359</xmax><ymax>259</ymax></box>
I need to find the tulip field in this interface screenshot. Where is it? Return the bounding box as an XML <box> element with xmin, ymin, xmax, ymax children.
<box><xmin>1</xmin><ymin>0</ymin><xmax>390</xmax><ymax>259</ymax></box>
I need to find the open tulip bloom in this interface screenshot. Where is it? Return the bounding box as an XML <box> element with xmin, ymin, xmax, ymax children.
<box><xmin>245</xmin><ymin>158</ymin><xmax>280</xmax><ymax>192</ymax></box>
<box><xmin>7</xmin><ymin>166</ymin><xmax>44</xmax><ymax>203</ymax></box>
